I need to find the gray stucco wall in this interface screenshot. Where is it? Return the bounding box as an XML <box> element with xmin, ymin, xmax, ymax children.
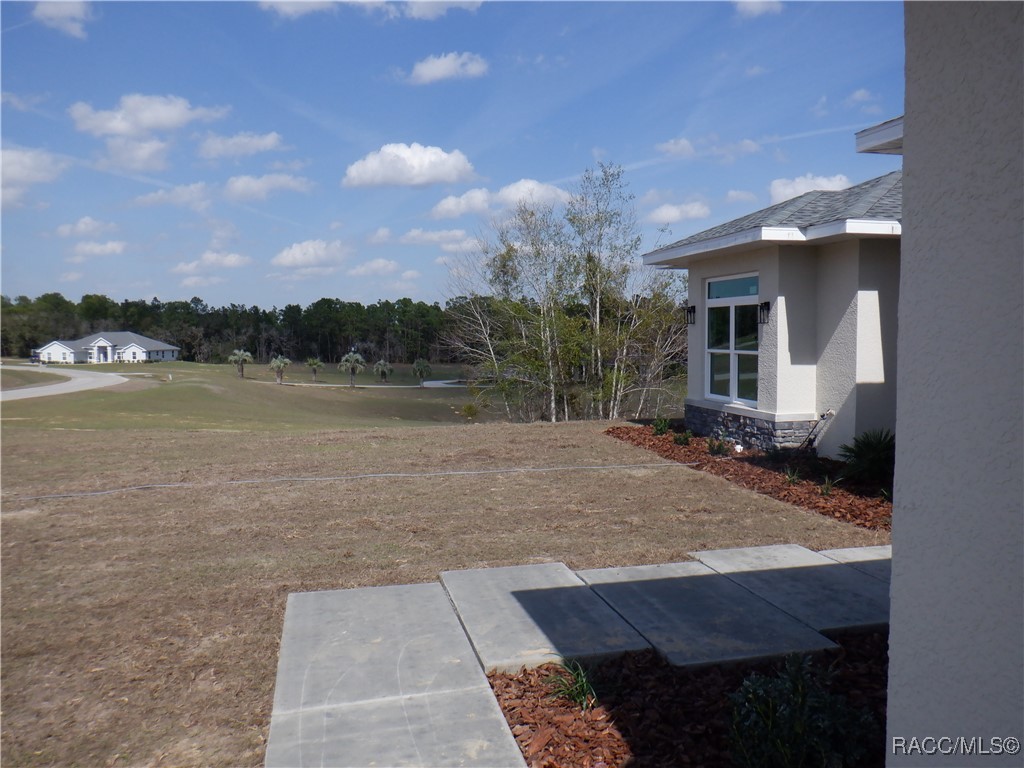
<box><xmin>887</xmin><ymin>3</ymin><xmax>1024</xmax><ymax>765</ymax></box>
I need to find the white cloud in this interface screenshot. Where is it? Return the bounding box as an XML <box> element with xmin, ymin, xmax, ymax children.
<box><xmin>647</xmin><ymin>202</ymin><xmax>710</xmax><ymax>224</ymax></box>
<box><xmin>734</xmin><ymin>1</ymin><xmax>783</xmax><ymax>19</ymax></box>
<box><xmin>810</xmin><ymin>95</ymin><xmax>829</xmax><ymax>118</ymax></box>
<box><xmin>224</xmin><ymin>173</ymin><xmax>312</xmax><ymax>201</ymax></box>
<box><xmin>198</xmin><ymin>131</ymin><xmax>283</xmax><ymax>159</ymax></box>
<box><xmin>271</xmin><ymin>239</ymin><xmax>350</xmax><ymax>268</ymax></box>
<box><xmin>401</xmin><ymin>269</ymin><xmax>422</xmax><ymax>280</ymax></box>
<box><xmin>173</xmin><ymin>250</ymin><xmax>251</xmax><ymax>274</ymax></box>
<box><xmin>57</xmin><ymin>216</ymin><xmax>116</xmax><ymax>238</ymax></box>
<box><xmin>745</xmin><ymin>64</ymin><xmax>767</xmax><ymax>77</ymax></box>
<box><xmin>769</xmin><ymin>173</ymin><xmax>851</xmax><ymax>204</ymax></box>
<box><xmin>1</xmin><ymin>146</ymin><xmax>70</xmax><ymax>206</ymax></box>
<box><xmin>843</xmin><ymin>88</ymin><xmax>882</xmax><ymax>115</ymax></box>
<box><xmin>726</xmin><ymin>189</ymin><xmax>757</xmax><ymax>203</ymax></box>
<box><xmin>101</xmin><ymin>137</ymin><xmax>170</xmax><ymax>171</ymax></box>
<box><xmin>343</xmin><ymin>142</ymin><xmax>474</xmax><ymax>187</ymax></box>
<box><xmin>69</xmin><ymin>94</ymin><xmax>228</xmax><ymax>138</ymax></box>
<box><xmin>60</xmin><ymin>271</ymin><xmax>84</xmax><ymax>282</ymax></box>
<box><xmin>135</xmin><ymin>182</ymin><xmax>211</xmax><ymax>212</ymax></box>
<box><xmin>655</xmin><ymin>137</ymin><xmax>696</xmax><ymax>158</ymax></box>
<box><xmin>495</xmin><ymin>179</ymin><xmax>571</xmax><ymax>208</ymax></box>
<box><xmin>400</xmin><ymin>227</ymin><xmax>476</xmax><ymax>253</ymax></box>
<box><xmin>258</xmin><ymin>1</ymin><xmax>336</xmax><ymax>18</ymax></box>
<box><xmin>73</xmin><ymin>240</ymin><xmax>126</xmax><ymax>257</ymax></box>
<box><xmin>430</xmin><ymin>179</ymin><xmax>569</xmax><ymax>219</ymax></box>
<box><xmin>656</xmin><ymin>134</ymin><xmax>759</xmax><ymax>163</ymax></box>
<box><xmin>707</xmin><ymin>137</ymin><xmax>761</xmax><ymax>162</ymax></box>
<box><xmin>33</xmin><ymin>2</ymin><xmax>93</xmax><ymax>38</ymax></box>
<box><xmin>368</xmin><ymin>227</ymin><xmax>392</xmax><ymax>244</ymax></box>
<box><xmin>402</xmin><ymin>2</ymin><xmax>481</xmax><ymax>20</ymax></box>
<box><xmin>348</xmin><ymin>258</ymin><xmax>400</xmax><ymax>276</ymax></box>
<box><xmin>2</xmin><ymin>92</ymin><xmax>44</xmax><ymax>112</ymax></box>
<box><xmin>431</xmin><ymin>187</ymin><xmax>491</xmax><ymax>218</ymax></box>
<box><xmin>181</xmin><ymin>275</ymin><xmax>226</xmax><ymax>289</ymax></box>
<box><xmin>408</xmin><ymin>52</ymin><xmax>488</xmax><ymax>85</ymax></box>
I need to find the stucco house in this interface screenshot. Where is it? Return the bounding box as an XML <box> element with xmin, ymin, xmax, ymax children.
<box><xmin>35</xmin><ymin>332</ymin><xmax>180</xmax><ymax>364</ymax></box>
<box><xmin>643</xmin><ymin>170</ymin><xmax>901</xmax><ymax>458</ymax></box>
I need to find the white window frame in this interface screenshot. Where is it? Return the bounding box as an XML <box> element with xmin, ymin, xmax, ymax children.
<box><xmin>705</xmin><ymin>272</ymin><xmax>760</xmax><ymax>407</ymax></box>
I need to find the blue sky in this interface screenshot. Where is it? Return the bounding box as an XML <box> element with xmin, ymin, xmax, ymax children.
<box><xmin>1</xmin><ymin>0</ymin><xmax>904</xmax><ymax>308</ymax></box>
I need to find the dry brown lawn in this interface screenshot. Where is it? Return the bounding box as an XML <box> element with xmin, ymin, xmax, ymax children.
<box><xmin>1</xmin><ymin>421</ymin><xmax>888</xmax><ymax>767</ymax></box>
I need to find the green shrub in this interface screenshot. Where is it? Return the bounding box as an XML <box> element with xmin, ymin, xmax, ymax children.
<box><xmin>652</xmin><ymin>417</ymin><xmax>671</xmax><ymax>436</ymax></box>
<box><xmin>708</xmin><ymin>437</ymin><xmax>731</xmax><ymax>456</ymax></box>
<box><xmin>838</xmin><ymin>428</ymin><xmax>895</xmax><ymax>492</ymax></box>
<box><xmin>674</xmin><ymin>430</ymin><xmax>693</xmax><ymax>446</ymax></box>
<box><xmin>460</xmin><ymin>403</ymin><xmax>480</xmax><ymax>419</ymax></box>
<box><xmin>784</xmin><ymin>466</ymin><xmax>801</xmax><ymax>485</ymax></box>
<box><xmin>820</xmin><ymin>475</ymin><xmax>836</xmax><ymax>497</ymax></box>
<box><xmin>546</xmin><ymin>658</ymin><xmax>597</xmax><ymax>711</ymax></box>
<box><xmin>728</xmin><ymin>654</ymin><xmax>878</xmax><ymax>768</ymax></box>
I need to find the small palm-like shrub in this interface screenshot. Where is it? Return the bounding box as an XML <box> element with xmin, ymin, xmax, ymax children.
<box><xmin>708</xmin><ymin>437</ymin><xmax>731</xmax><ymax>456</ymax></box>
<box><xmin>728</xmin><ymin>654</ymin><xmax>878</xmax><ymax>768</ymax></box>
<box><xmin>546</xmin><ymin>658</ymin><xmax>597</xmax><ymax>711</ymax></box>
<box><xmin>838</xmin><ymin>428</ymin><xmax>895</xmax><ymax>493</ymax></box>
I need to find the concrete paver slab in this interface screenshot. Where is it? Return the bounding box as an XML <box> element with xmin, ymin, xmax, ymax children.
<box><xmin>819</xmin><ymin>546</ymin><xmax>892</xmax><ymax>583</ymax></box>
<box><xmin>441</xmin><ymin>563</ymin><xmax>650</xmax><ymax>672</ymax></box>
<box><xmin>691</xmin><ymin>545</ymin><xmax>890</xmax><ymax>633</ymax></box>
<box><xmin>265</xmin><ymin>583</ymin><xmax>524</xmax><ymax>768</ymax></box>
<box><xmin>577</xmin><ymin>562</ymin><xmax>837</xmax><ymax>667</ymax></box>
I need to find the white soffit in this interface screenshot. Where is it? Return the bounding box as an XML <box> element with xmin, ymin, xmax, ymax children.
<box><xmin>856</xmin><ymin>116</ymin><xmax>904</xmax><ymax>154</ymax></box>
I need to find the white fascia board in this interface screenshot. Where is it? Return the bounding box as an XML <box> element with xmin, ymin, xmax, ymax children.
<box><xmin>856</xmin><ymin>116</ymin><xmax>904</xmax><ymax>154</ymax></box>
<box><xmin>89</xmin><ymin>336</ymin><xmax>115</xmax><ymax>347</ymax></box>
<box><xmin>805</xmin><ymin>219</ymin><xmax>902</xmax><ymax>240</ymax></box>
<box><xmin>644</xmin><ymin>227</ymin><xmax>802</xmax><ymax>266</ymax></box>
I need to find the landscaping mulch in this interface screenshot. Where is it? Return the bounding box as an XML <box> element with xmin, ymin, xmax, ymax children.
<box><xmin>489</xmin><ymin>631</ymin><xmax>889</xmax><ymax>768</ymax></box>
<box><xmin>606</xmin><ymin>425</ymin><xmax>892</xmax><ymax>531</ymax></box>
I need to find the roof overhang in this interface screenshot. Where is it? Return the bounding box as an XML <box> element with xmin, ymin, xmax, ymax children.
<box><xmin>644</xmin><ymin>219</ymin><xmax>901</xmax><ymax>269</ymax></box>
<box><xmin>856</xmin><ymin>116</ymin><xmax>904</xmax><ymax>155</ymax></box>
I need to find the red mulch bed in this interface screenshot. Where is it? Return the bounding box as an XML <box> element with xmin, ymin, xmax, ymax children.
<box><xmin>605</xmin><ymin>425</ymin><xmax>892</xmax><ymax>531</ymax></box>
<box><xmin>489</xmin><ymin>631</ymin><xmax>889</xmax><ymax>768</ymax></box>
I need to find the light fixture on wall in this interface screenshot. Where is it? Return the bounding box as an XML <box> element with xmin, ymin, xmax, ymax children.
<box><xmin>758</xmin><ymin>301</ymin><xmax>771</xmax><ymax>324</ymax></box>
<box><xmin>686</xmin><ymin>305</ymin><xmax>696</xmax><ymax>324</ymax></box>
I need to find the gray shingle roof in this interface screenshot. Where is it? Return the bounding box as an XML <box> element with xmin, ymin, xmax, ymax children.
<box><xmin>646</xmin><ymin>171</ymin><xmax>901</xmax><ymax>258</ymax></box>
<box><xmin>70</xmin><ymin>332</ymin><xmax>179</xmax><ymax>352</ymax></box>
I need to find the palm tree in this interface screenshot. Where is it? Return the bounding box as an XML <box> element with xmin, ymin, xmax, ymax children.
<box><xmin>412</xmin><ymin>358</ymin><xmax>432</xmax><ymax>387</ymax></box>
<box><xmin>306</xmin><ymin>357</ymin><xmax>324</xmax><ymax>382</ymax></box>
<box><xmin>228</xmin><ymin>349</ymin><xmax>253</xmax><ymax>379</ymax></box>
<box><xmin>269</xmin><ymin>355</ymin><xmax>291</xmax><ymax>384</ymax></box>
<box><xmin>373</xmin><ymin>359</ymin><xmax>393</xmax><ymax>383</ymax></box>
<box><xmin>338</xmin><ymin>350</ymin><xmax>366</xmax><ymax>388</ymax></box>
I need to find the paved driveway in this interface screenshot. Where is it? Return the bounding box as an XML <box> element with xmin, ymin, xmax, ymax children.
<box><xmin>0</xmin><ymin>365</ymin><xmax>128</xmax><ymax>402</ymax></box>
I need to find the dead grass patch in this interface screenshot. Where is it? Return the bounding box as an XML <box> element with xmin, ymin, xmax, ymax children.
<box><xmin>1</xmin><ymin>421</ymin><xmax>888</xmax><ymax>767</ymax></box>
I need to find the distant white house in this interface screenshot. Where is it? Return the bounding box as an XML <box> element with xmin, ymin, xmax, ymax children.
<box><xmin>643</xmin><ymin>168</ymin><xmax>901</xmax><ymax>459</ymax></box>
<box><xmin>34</xmin><ymin>332</ymin><xmax>180</xmax><ymax>364</ymax></box>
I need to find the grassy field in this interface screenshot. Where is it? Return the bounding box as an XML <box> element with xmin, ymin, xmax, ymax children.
<box><xmin>0</xmin><ymin>362</ymin><xmax>889</xmax><ymax>767</ymax></box>
<box><xmin>0</xmin><ymin>366</ymin><xmax>68</xmax><ymax>391</ymax></box>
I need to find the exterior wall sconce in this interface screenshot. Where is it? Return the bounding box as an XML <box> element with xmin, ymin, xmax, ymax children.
<box><xmin>758</xmin><ymin>301</ymin><xmax>771</xmax><ymax>324</ymax></box>
<box><xmin>686</xmin><ymin>305</ymin><xmax>697</xmax><ymax>324</ymax></box>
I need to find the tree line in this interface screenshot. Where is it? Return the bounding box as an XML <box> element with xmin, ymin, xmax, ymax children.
<box><xmin>0</xmin><ymin>293</ymin><xmax>449</xmax><ymax>365</ymax></box>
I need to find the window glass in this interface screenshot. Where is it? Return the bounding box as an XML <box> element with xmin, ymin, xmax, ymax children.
<box><xmin>708</xmin><ymin>275</ymin><xmax>759</xmax><ymax>299</ymax></box>
<box><xmin>707</xmin><ymin>306</ymin><xmax>730</xmax><ymax>349</ymax></box>
<box><xmin>735</xmin><ymin>305</ymin><xmax>759</xmax><ymax>351</ymax></box>
<box><xmin>737</xmin><ymin>355</ymin><xmax>758</xmax><ymax>401</ymax></box>
<box><xmin>709</xmin><ymin>353</ymin><xmax>731</xmax><ymax>397</ymax></box>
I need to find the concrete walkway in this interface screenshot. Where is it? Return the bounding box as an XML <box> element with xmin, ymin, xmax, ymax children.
<box><xmin>0</xmin><ymin>364</ymin><xmax>128</xmax><ymax>402</ymax></box>
<box><xmin>266</xmin><ymin>544</ymin><xmax>891</xmax><ymax>768</ymax></box>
